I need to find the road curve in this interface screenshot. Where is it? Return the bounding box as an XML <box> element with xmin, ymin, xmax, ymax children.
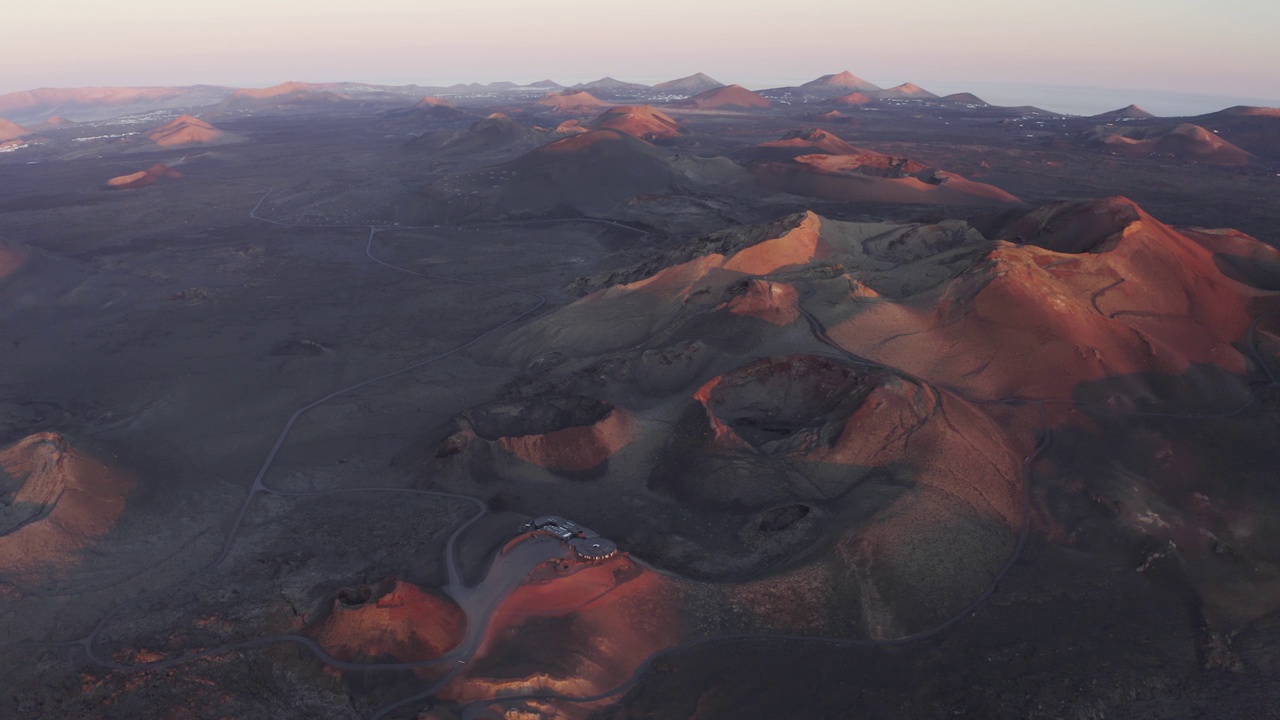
<box><xmin>8</xmin><ymin>179</ymin><xmax>1277</xmax><ymax>720</ymax></box>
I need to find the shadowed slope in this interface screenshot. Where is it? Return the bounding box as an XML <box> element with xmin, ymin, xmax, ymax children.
<box><xmin>650</xmin><ymin>73</ymin><xmax>724</xmax><ymax>96</ymax></box>
<box><xmin>406</xmin><ymin>112</ymin><xmax>546</xmax><ymax>160</ymax></box>
<box><xmin>399</xmin><ymin>128</ymin><xmax>746</xmax><ymax>220</ymax></box>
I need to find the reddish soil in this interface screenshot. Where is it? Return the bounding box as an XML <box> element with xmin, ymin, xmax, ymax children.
<box><xmin>828</xmin><ymin>197</ymin><xmax>1279</xmax><ymax>398</ymax></box>
<box><xmin>835</xmin><ymin>92</ymin><xmax>874</xmax><ymax>106</ymax></box>
<box><xmin>231</xmin><ymin>81</ymin><xmax>321</xmax><ymax>100</ymax></box>
<box><xmin>313</xmin><ymin>579</ymin><xmax>465</xmax><ymax>665</ymax></box>
<box><xmin>0</xmin><ymin>433</ymin><xmax>134</xmax><ymax>583</ymax></box>
<box><xmin>801</xmin><ymin>71</ymin><xmax>879</xmax><ymax>94</ymax></box>
<box><xmin>0</xmin><ymin>117</ymin><xmax>30</xmax><ymax>142</ymax></box>
<box><xmin>535</xmin><ymin>90</ymin><xmax>611</xmax><ymax>114</ymax></box>
<box><xmin>721</xmin><ymin>210</ymin><xmax>828</xmax><ymax>274</ymax></box>
<box><xmin>0</xmin><ymin>239</ymin><xmax>27</xmax><ymax>280</ymax></box>
<box><xmin>552</xmin><ymin>119</ymin><xmax>588</xmax><ymax>137</ymax></box>
<box><xmin>875</xmin><ymin>83</ymin><xmax>936</xmax><ymax>99</ymax></box>
<box><xmin>497</xmin><ymin>409</ymin><xmax>637</xmax><ymax>473</ymax></box>
<box><xmin>756</xmin><ymin>153</ymin><xmax>1023</xmax><ymax>207</ymax></box>
<box><xmin>106</xmin><ymin>163</ymin><xmax>183</xmax><ymax>189</ymax></box>
<box><xmin>445</xmin><ymin>548</ymin><xmax>683</xmax><ymax>714</ymax></box>
<box><xmin>588</xmin><ymin>105</ymin><xmax>683</xmax><ymax>140</ymax></box>
<box><xmin>757</xmin><ymin>128</ymin><xmax>872</xmax><ymax>156</ymax></box>
<box><xmin>146</xmin><ymin>114</ymin><xmax>225</xmax><ymax>147</ymax></box>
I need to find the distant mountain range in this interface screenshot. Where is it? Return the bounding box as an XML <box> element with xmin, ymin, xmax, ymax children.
<box><xmin>0</xmin><ymin>73</ymin><xmax>1274</xmax><ymax>125</ymax></box>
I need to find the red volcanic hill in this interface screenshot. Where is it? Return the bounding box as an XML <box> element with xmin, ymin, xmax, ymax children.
<box><xmin>502</xmin><ymin>197</ymin><xmax>1278</xmax><ymax>402</ymax></box>
<box><xmin>106</xmin><ymin>163</ymin><xmax>183</xmax><ymax>190</ymax></box>
<box><xmin>426</xmin><ymin>190</ymin><xmax>1280</xmax><ymax>655</ymax></box>
<box><xmin>444</xmin><ymin>544</ymin><xmax>683</xmax><ymax>710</ymax></box>
<box><xmin>145</xmin><ymin>114</ymin><xmax>226</xmax><ymax>147</ymax></box>
<box><xmin>1190</xmin><ymin>106</ymin><xmax>1280</xmax><ymax>160</ymax></box>
<box><xmin>475</xmin><ymin>214</ymin><xmax>1035</xmax><ymax>633</ymax></box>
<box><xmin>551</xmin><ymin>119</ymin><xmax>588</xmax><ymax>137</ymax></box>
<box><xmin>44</xmin><ymin>115</ymin><xmax>73</xmax><ymax>125</ymax></box>
<box><xmin>535</xmin><ymin>89</ymin><xmax>612</xmax><ymax>114</ymax></box>
<box><xmin>1092</xmin><ymin>104</ymin><xmax>1156</xmax><ymax>121</ymax></box>
<box><xmin>498</xmin><ymin>211</ymin><xmax>845</xmax><ymax>363</ymax></box>
<box><xmin>799</xmin><ymin>71</ymin><xmax>881</xmax><ymax>96</ymax></box>
<box><xmin>1083</xmin><ymin>123</ymin><xmax>1255</xmax><ymax>166</ymax></box>
<box><xmin>439</xmin><ymin>199</ymin><xmax>1280</xmax><ymax>647</ymax></box>
<box><xmin>650</xmin><ymin>72</ymin><xmax>725</xmax><ymax>96</ymax></box>
<box><xmin>0</xmin><ymin>117</ymin><xmax>31</xmax><ymax>142</ymax></box>
<box><xmin>769</xmin><ymin>153</ymin><xmax>1022</xmax><ymax>206</ymax></box>
<box><xmin>416</xmin><ymin>96</ymin><xmax>455</xmax><ymax>108</ymax></box>
<box><xmin>675</xmin><ymin>84</ymin><xmax>771</xmax><ymax>110</ymax></box>
<box><xmin>834</xmin><ymin>92</ymin><xmax>874</xmax><ymax>106</ymax></box>
<box><xmin>754</xmin><ymin>128</ymin><xmax>870</xmax><ymax>158</ymax></box>
<box><xmin>588</xmin><ymin>105</ymin><xmax>683</xmax><ymax>140</ymax></box>
<box><xmin>872</xmin><ymin>82</ymin><xmax>938</xmax><ymax>99</ymax></box>
<box><xmin>749</xmin><ymin>131</ymin><xmax>1022</xmax><ymax>208</ymax></box>
<box><xmin>312</xmin><ymin>578</ymin><xmax>464</xmax><ymax>663</ymax></box>
<box><xmin>843</xmin><ymin>196</ymin><xmax>1280</xmax><ymax>398</ymax></box>
<box><xmin>0</xmin><ymin>433</ymin><xmax>134</xmax><ymax>584</ymax></box>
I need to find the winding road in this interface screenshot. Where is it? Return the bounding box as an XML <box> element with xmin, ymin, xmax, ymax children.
<box><xmin>7</xmin><ymin>177</ymin><xmax>1279</xmax><ymax>720</ymax></box>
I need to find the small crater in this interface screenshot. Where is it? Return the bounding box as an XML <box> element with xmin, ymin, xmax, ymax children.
<box><xmin>467</xmin><ymin>395</ymin><xmax>613</xmax><ymax>441</ymax></box>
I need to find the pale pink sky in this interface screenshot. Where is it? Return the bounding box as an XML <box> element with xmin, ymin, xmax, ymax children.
<box><xmin>4</xmin><ymin>0</ymin><xmax>1278</xmax><ymax>110</ymax></box>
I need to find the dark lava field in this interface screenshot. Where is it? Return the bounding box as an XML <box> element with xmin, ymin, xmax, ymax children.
<box><xmin>2</xmin><ymin>78</ymin><xmax>1279</xmax><ymax>719</ymax></box>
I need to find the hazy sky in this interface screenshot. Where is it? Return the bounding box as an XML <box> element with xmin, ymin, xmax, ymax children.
<box><xmin>4</xmin><ymin>0</ymin><xmax>1278</xmax><ymax>111</ymax></box>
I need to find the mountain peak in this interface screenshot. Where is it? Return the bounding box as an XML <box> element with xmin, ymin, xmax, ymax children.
<box><xmin>800</xmin><ymin>71</ymin><xmax>880</xmax><ymax>95</ymax></box>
